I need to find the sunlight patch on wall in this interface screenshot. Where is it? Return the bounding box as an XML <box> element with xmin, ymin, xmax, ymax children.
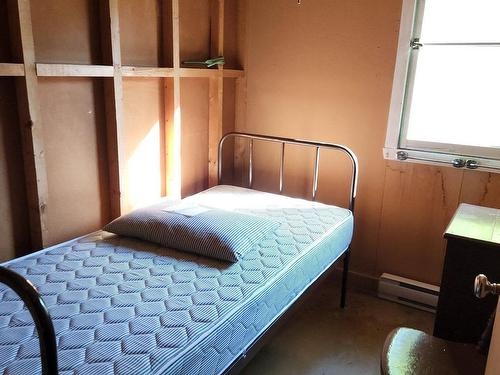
<box><xmin>167</xmin><ymin>105</ymin><xmax>182</xmax><ymax>199</ymax></box>
<box><xmin>127</xmin><ymin>121</ymin><xmax>162</xmax><ymax>210</ymax></box>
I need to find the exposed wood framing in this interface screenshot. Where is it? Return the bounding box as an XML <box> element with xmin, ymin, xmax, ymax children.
<box><xmin>8</xmin><ymin>0</ymin><xmax>49</xmax><ymax>249</ymax></box>
<box><xmin>36</xmin><ymin>63</ymin><xmax>114</xmax><ymax>77</ymax></box>
<box><xmin>122</xmin><ymin>66</ymin><xmax>175</xmax><ymax>77</ymax></box>
<box><xmin>0</xmin><ymin>63</ymin><xmax>25</xmax><ymax>76</ymax></box>
<box><xmin>180</xmin><ymin>67</ymin><xmax>243</xmax><ymax>78</ymax></box>
<box><xmin>2</xmin><ymin>0</ymin><xmax>244</xmax><ymax>252</ymax></box>
<box><xmin>27</xmin><ymin>0</ymin><xmax>243</xmax><ymax>208</ymax></box>
<box><xmin>100</xmin><ymin>0</ymin><xmax>126</xmax><ymax>218</ymax></box>
<box><xmin>172</xmin><ymin>0</ymin><xmax>180</xmax><ymax>72</ymax></box>
<box><xmin>166</xmin><ymin>0</ymin><xmax>182</xmax><ymax>198</ymax></box>
<box><xmin>222</xmin><ymin>69</ymin><xmax>244</xmax><ymax>78</ymax></box>
<box><xmin>35</xmin><ymin>64</ymin><xmax>242</xmax><ymax>79</ymax></box>
<box><xmin>208</xmin><ymin>0</ymin><xmax>225</xmax><ymax>187</ymax></box>
<box><xmin>234</xmin><ymin>75</ymin><xmax>247</xmax><ymax>185</ymax></box>
<box><xmin>208</xmin><ymin>76</ymin><xmax>223</xmax><ymax>186</ymax></box>
<box><xmin>233</xmin><ymin>0</ymin><xmax>249</xmax><ymax>186</ymax></box>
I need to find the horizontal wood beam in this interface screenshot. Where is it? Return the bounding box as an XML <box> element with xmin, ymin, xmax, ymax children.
<box><xmin>223</xmin><ymin>69</ymin><xmax>244</xmax><ymax>78</ymax></box>
<box><xmin>180</xmin><ymin>68</ymin><xmax>243</xmax><ymax>78</ymax></box>
<box><xmin>179</xmin><ymin>68</ymin><xmax>218</xmax><ymax>78</ymax></box>
<box><xmin>122</xmin><ymin>66</ymin><xmax>175</xmax><ymax>77</ymax></box>
<box><xmin>34</xmin><ymin>63</ymin><xmax>243</xmax><ymax>79</ymax></box>
<box><xmin>0</xmin><ymin>63</ymin><xmax>25</xmax><ymax>76</ymax></box>
<box><xmin>124</xmin><ymin>67</ymin><xmax>243</xmax><ymax>78</ymax></box>
<box><xmin>36</xmin><ymin>63</ymin><xmax>114</xmax><ymax>77</ymax></box>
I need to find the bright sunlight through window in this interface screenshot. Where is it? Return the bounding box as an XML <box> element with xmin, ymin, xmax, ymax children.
<box><xmin>407</xmin><ymin>46</ymin><xmax>500</xmax><ymax>148</ymax></box>
<box><xmin>385</xmin><ymin>0</ymin><xmax>500</xmax><ymax>170</ymax></box>
<box><xmin>406</xmin><ymin>0</ymin><xmax>500</xmax><ymax>149</ymax></box>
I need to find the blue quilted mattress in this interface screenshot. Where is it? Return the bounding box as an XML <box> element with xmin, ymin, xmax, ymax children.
<box><xmin>0</xmin><ymin>185</ymin><xmax>353</xmax><ymax>375</ymax></box>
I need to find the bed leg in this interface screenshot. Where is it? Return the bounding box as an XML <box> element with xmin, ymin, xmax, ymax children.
<box><xmin>340</xmin><ymin>248</ymin><xmax>350</xmax><ymax>308</ymax></box>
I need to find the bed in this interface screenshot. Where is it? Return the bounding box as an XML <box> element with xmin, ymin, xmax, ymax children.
<box><xmin>0</xmin><ymin>132</ymin><xmax>358</xmax><ymax>375</ymax></box>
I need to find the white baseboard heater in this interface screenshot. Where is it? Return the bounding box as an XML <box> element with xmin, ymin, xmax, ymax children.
<box><xmin>378</xmin><ymin>273</ymin><xmax>440</xmax><ymax>313</ymax></box>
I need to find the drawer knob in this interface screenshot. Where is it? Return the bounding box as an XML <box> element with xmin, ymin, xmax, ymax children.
<box><xmin>474</xmin><ymin>274</ymin><xmax>500</xmax><ymax>298</ymax></box>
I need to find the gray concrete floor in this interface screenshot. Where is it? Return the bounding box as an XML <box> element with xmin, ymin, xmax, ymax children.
<box><xmin>241</xmin><ymin>281</ymin><xmax>434</xmax><ymax>375</ymax></box>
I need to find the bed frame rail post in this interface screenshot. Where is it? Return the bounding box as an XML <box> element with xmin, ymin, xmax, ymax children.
<box><xmin>312</xmin><ymin>146</ymin><xmax>320</xmax><ymax>201</ymax></box>
<box><xmin>0</xmin><ymin>266</ymin><xmax>58</xmax><ymax>375</ymax></box>
<box><xmin>248</xmin><ymin>138</ymin><xmax>254</xmax><ymax>188</ymax></box>
<box><xmin>340</xmin><ymin>247</ymin><xmax>351</xmax><ymax>308</ymax></box>
<box><xmin>279</xmin><ymin>142</ymin><xmax>285</xmax><ymax>194</ymax></box>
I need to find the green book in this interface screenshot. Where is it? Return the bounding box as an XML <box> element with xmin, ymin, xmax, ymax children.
<box><xmin>183</xmin><ymin>56</ymin><xmax>225</xmax><ymax>68</ymax></box>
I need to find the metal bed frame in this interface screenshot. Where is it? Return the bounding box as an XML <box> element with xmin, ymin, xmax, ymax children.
<box><xmin>218</xmin><ymin>132</ymin><xmax>358</xmax><ymax>374</ymax></box>
<box><xmin>218</xmin><ymin>132</ymin><xmax>358</xmax><ymax>211</ymax></box>
<box><xmin>0</xmin><ymin>266</ymin><xmax>58</xmax><ymax>374</ymax></box>
<box><xmin>0</xmin><ymin>132</ymin><xmax>358</xmax><ymax>375</ymax></box>
<box><xmin>219</xmin><ymin>132</ymin><xmax>358</xmax><ymax>304</ymax></box>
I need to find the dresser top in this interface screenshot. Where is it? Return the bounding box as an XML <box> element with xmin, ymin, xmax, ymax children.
<box><xmin>445</xmin><ymin>203</ymin><xmax>500</xmax><ymax>245</ymax></box>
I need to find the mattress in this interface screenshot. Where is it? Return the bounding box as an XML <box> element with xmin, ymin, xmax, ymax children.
<box><xmin>0</xmin><ymin>185</ymin><xmax>353</xmax><ymax>375</ymax></box>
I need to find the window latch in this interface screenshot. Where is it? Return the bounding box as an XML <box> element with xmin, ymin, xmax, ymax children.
<box><xmin>452</xmin><ymin>159</ymin><xmax>479</xmax><ymax>169</ymax></box>
<box><xmin>397</xmin><ymin>151</ymin><xmax>408</xmax><ymax>160</ymax></box>
<box><xmin>410</xmin><ymin>38</ymin><xmax>423</xmax><ymax>50</ymax></box>
<box><xmin>465</xmin><ymin>159</ymin><xmax>479</xmax><ymax>169</ymax></box>
<box><xmin>452</xmin><ymin>158</ymin><xmax>466</xmax><ymax>168</ymax></box>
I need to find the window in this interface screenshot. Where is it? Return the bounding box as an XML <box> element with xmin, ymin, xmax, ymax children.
<box><xmin>385</xmin><ymin>0</ymin><xmax>500</xmax><ymax>171</ymax></box>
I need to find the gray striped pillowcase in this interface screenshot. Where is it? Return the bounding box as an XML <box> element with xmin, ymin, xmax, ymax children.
<box><xmin>104</xmin><ymin>207</ymin><xmax>280</xmax><ymax>262</ymax></box>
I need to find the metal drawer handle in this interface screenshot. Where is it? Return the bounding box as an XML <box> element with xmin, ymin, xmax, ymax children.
<box><xmin>474</xmin><ymin>274</ymin><xmax>500</xmax><ymax>298</ymax></box>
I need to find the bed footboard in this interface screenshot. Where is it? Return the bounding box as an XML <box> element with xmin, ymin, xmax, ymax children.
<box><xmin>0</xmin><ymin>266</ymin><xmax>58</xmax><ymax>375</ymax></box>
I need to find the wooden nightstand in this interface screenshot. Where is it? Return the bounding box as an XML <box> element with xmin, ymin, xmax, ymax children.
<box><xmin>434</xmin><ymin>203</ymin><xmax>500</xmax><ymax>343</ymax></box>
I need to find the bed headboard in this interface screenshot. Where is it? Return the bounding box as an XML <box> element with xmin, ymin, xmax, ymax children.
<box><xmin>218</xmin><ymin>132</ymin><xmax>359</xmax><ymax>213</ymax></box>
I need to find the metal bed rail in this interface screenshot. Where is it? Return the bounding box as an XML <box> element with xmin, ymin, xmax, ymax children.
<box><xmin>218</xmin><ymin>132</ymin><xmax>359</xmax><ymax>212</ymax></box>
<box><xmin>0</xmin><ymin>266</ymin><xmax>58</xmax><ymax>375</ymax></box>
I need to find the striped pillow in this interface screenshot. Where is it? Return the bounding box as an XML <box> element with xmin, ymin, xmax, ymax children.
<box><xmin>104</xmin><ymin>206</ymin><xmax>280</xmax><ymax>262</ymax></box>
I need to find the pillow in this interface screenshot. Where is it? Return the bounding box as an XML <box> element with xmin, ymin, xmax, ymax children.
<box><xmin>103</xmin><ymin>204</ymin><xmax>280</xmax><ymax>262</ymax></box>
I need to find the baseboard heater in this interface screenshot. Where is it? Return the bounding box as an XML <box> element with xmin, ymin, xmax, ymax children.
<box><xmin>378</xmin><ymin>273</ymin><xmax>440</xmax><ymax>313</ymax></box>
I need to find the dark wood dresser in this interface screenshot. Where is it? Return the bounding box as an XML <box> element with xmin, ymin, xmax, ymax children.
<box><xmin>434</xmin><ymin>203</ymin><xmax>500</xmax><ymax>343</ymax></box>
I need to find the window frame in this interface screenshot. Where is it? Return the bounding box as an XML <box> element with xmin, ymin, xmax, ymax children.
<box><xmin>384</xmin><ymin>0</ymin><xmax>500</xmax><ymax>172</ymax></box>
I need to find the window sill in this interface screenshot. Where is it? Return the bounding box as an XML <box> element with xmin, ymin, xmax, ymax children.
<box><xmin>383</xmin><ymin>147</ymin><xmax>500</xmax><ymax>174</ymax></box>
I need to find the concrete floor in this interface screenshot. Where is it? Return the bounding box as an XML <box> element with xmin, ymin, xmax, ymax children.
<box><xmin>241</xmin><ymin>281</ymin><xmax>434</xmax><ymax>375</ymax></box>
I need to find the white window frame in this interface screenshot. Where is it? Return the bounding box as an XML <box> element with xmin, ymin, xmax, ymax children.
<box><xmin>384</xmin><ymin>0</ymin><xmax>500</xmax><ymax>173</ymax></box>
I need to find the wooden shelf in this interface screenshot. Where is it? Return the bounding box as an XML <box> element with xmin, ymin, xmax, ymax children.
<box><xmin>122</xmin><ymin>66</ymin><xmax>174</xmax><ymax>77</ymax></box>
<box><xmin>179</xmin><ymin>68</ymin><xmax>244</xmax><ymax>78</ymax></box>
<box><xmin>0</xmin><ymin>63</ymin><xmax>25</xmax><ymax>77</ymax></box>
<box><xmin>223</xmin><ymin>69</ymin><xmax>245</xmax><ymax>78</ymax></box>
<box><xmin>179</xmin><ymin>67</ymin><xmax>220</xmax><ymax>78</ymax></box>
<box><xmin>36</xmin><ymin>63</ymin><xmax>114</xmax><ymax>77</ymax></box>
<box><xmin>35</xmin><ymin>63</ymin><xmax>243</xmax><ymax>79</ymax></box>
